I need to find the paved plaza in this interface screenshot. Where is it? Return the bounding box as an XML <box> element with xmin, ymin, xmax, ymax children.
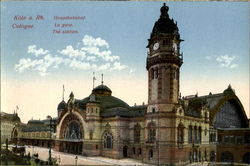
<box><xmin>25</xmin><ymin>146</ymin><xmax>151</xmax><ymax>165</ymax></box>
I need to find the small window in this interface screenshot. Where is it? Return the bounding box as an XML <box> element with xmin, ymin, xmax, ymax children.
<box><xmin>152</xmin><ymin>108</ymin><xmax>156</xmax><ymax>113</ymax></box>
<box><xmin>96</xmin><ymin>145</ymin><xmax>98</xmax><ymax>149</ymax></box>
<box><xmin>151</xmin><ymin>68</ymin><xmax>154</xmax><ymax>80</ymax></box>
<box><xmin>139</xmin><ymin>148</ymin><xmax>142</xmax><ymax>155</ymax></box>
<box><xmin>224</xmin><ymin>136</ymin><xmax>229</xmax><ymax>143</ymax></box>
<box><xmin>149</xmin><ymin>149</ymin><xmax>153</xmax><ymax>159</ymax></box>
<box><xmin>236</xmin><ymin>136</ymin><xmax>242</xmax><ymax>144</ymax></box>
<box><xmin>133</xmin><ymin>147</ymin><xmax>136</xmax><ymax>154</ymax></box>
<box><xmin>155</xmin><ymin>67</ymin><xmax>158</xmax><ymax>79</ymax></box>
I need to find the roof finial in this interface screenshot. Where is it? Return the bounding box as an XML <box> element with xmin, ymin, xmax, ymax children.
<box><xmin>70</xmin><ymin>91</ymin><xmax>74</xmax><ymax>99</ymax></box>
<box><xmin>62</xmin><ymin>84</ymin><xmax>65</xmax><ymax>101</ymax></box>
<box><xmin>16</xmin><ymin>105</ymin><xmax>19</xmax><ymax>115</ymax></box>
<box><xmin>160</xmin><ymin>2</ymin><xmax>169</xmax><ymax>18</ymax></box>
<box><xmin>93</xmin><ymin>72</ymin><xmax>96</xmax><ymax>89</ymax></box>
<box><xmin>101</xmin><ymin>74</ymin><xmax>104</xmax><ymax>85</ymax></box>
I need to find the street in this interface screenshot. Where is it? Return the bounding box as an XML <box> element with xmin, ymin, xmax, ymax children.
<box><xmin>25</xmin><ymin>146</ymin><xmax>150</xmax><ymax>165</ymax></box>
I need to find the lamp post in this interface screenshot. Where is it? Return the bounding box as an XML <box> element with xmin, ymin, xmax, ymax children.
<box><xmin>47</xmin><ymin>115</ymin><xmax>52</xmax><ymax>165</ymax></box>
<box><xmin>58</xmin><ymin>155</ymin><xmax>60</xmax><ymax>165</ymax></box>
<box><xmin>75</xmin><ymin>156</ymin><xmax>78</xmax><ymax>166</ymax></box>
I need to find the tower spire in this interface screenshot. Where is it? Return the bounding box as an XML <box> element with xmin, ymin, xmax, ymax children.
<box><xmin>101</xmin><ymin>74</ymin><xmax>104</xmax><ymax>85</ymax></box>
<box><xmin>93</xmin><ymin>72</ymin><xmax>96</xmax><ymax>89</ymax></box>
<box><xmin>62</xmin><ymin>84</ymin><xmax>65</xmax><ymax>101</ymax></box>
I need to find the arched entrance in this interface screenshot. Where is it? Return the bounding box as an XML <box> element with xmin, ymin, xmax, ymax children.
<box><xmin>242</xmin><ymin>152</ymin><xmax>250</xmax><ymax>164</ymax></box>
<box><xmin>221</xmin><ymin>151</ymin><xmax>234</xmax><ymax>162</ymax></box>
<box><xmin>123</xmin><ymin>146</ymin><xmax>128</xmax><ymax>158</ymax></box>
<box><xmin>59</xmin><ymin>113</ymin><xmax>84</xmax><ymax>154</ymax></box>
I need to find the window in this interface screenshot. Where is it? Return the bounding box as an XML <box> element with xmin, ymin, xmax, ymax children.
<box><xmin>139</xmin><ymin>148</ymin><xmax>142</xmax><ymax>155</ymax></box>
<box><xmin>177</xmin><ymin>123</ymin><xmax>184</xmax><ymax>145</ymax></box>
<box><xmin>152</xmin><ymin>108</ymin><xmax>156</xmax><ymax>113</ymax></box>
<box><xmin>163</xmin><ymin>39</ymin><xmax>171</xmax><ymax>46</ymax></box>
<box><xmin>89</xmin><ymin>131</ymin><xmax>93</xmax><ymax>140</ymax></box>
<box><xmin>149</xmin><ymin>149</ymin><xmax>153</xmax><ymax>159</ymax></box>
<box><xmin>194</xmin><ymin>126</ymin><xmax>198</xmax><ymax>143</ymax></box>
<box><xmin>134</xmin><ymin>124</ymin><xmax>141</xmax><ymax>143</ymax></box>
<box><xmin>148</xmin><ymin>122</ymin><xmax>156</xmax><ymax>142</ymax></box>
<box><xmin>230</xmin><ymin>136</ymin><xmax>235</xmax><ymax>144</ymax></box>
<box><xmin>64</xmin><ymin>121</ymin><xmax>83</xmax><ymax>140</ymax></box>
<box><xmin>151</xmin><ymin>68</ymin><xmax>154</xmax><ymax>80</ymax></box>
<box><xmin>174</xmin><ymin>69</ymin><xmax>178</xmax><ymax>80</ymax></box>
<box><xmin>188</xmin><ymin>126</ymin><xmax>192</xmax><ymax>143</ymax></box>
<box><xmin>103</xmin><ymin>132</ymin><xmax>113</xmax><ymax>149</ymax></box>
<box><xmin>198</xmin><ymin>127</ymin><xmax>202</xmax><ymax>143</ymax></box>
<box><xmin>154</xmin><ymin>67</ymin><xmax>158</xmax><ymax>79</ymax></box>
<box><xmin>224</xmin><ymin>136</ymin><xmax>229</xmax><ymax>143</ymax></box>
<box><xmin>213</xmin><ymin>100</ymin><xmax>246</xmax><ymax>128</ymax></box>
<box><xmin>236</xmin><ymin>136</ymin><xmax>242</xmax><ymax>144</ymax></box>
<box><xmin>133</xmin><ymin>147</ymin><xmax>136</xmax><ymax>155</ymax></box>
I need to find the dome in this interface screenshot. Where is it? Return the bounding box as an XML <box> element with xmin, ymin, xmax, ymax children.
<box><xmin>57</xmin><ymin>100</ymin><xmax>67</xmax><ymax>111</ymax></box>
<box><xmin>81</xmin><ymin>94</ymin><xmax>130</xmax><ymax>111</ymax></box>
<box><xmin>151</xmin><ymin>3</ymin><xmax>178</xmax><ymax>37</ymax></box>
<box><xmin>92</xmin><ymin>84</ymin><xmax>112</xmax><ymax>96</ymax></box>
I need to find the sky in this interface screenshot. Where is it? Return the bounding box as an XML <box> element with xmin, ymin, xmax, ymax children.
<box><xmin>1</xmin><ymin>1</ymin><xmax>249</xmax><ymax>123</ymax></box>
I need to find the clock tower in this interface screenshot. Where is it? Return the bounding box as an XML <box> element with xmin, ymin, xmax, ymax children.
<box><xmin>146</xmin><ymin>3</ymin><xmax>183</xmax><ymax>113</ymax></box>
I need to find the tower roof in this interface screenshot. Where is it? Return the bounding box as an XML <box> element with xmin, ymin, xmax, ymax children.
<box><xmin>57</xmin><ymin>100</ymin><xmax>67</xmax><ymax>111</ymax></box>
<box><xmin>92</xmin><ymin>84</ymin><xmax>112</xmax><ymax>96</ymax></box>
<box><xmin>151</xmin><ymin>3</ymin><xmax>179</xmax><ymax>37</ymax></box>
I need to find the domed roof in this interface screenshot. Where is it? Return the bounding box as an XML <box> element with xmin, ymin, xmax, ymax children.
<box><xmin>151</xmin><ymin>3</ymin><xmax>179</xmax><ymax>37</ymax></box>
<box><xmin>92</xmin><ymin>84</ymin><xmax>112</xmax><ymax>96</ymax></box>
<box><xmin>57</xmin><ymin>100</ymin><xmax>67</xmax><ymax>111</ymax></box>
<box><xmin>81</xmin><ymin>95</ymin><xmax>130</xmax><ymax>111</ymax></box>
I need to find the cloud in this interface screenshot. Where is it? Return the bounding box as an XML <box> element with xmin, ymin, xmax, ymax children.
<box><xmin>15</xmin><ymin>54</ymin><xmax>65</xmax><ymax>76</ymax></box>
<box><xmin>59</xmin><ymin>45</ymin><xmax>86</xmax><ymax>59</ymax></box>
<box><xmin>216</xmin><ymin>55</ymin><xmax>237</xmax><ymax>68</ymax></box>
<box><xmin>110</xmin><ymin>62</ymin><xmax>127</xmax><ymax>71</ymax></box>
<box><xmin>82</xmin><ymin>35</ymin><xmax>109</xmax><ymax>48</ymax></box>
<box><xmin>27</xmin><ymin>45</ymin><xmax>49</xmax><ymax>57</ymax></box>
<box><xmin>15</xmin><ymin>35</ymin><xmax>132</xmax><ymax>76</ymax></box>
<box><xmin>206</xmin><ymin>54</ymin><xmax>238</xmax><ymax>69</ymax></box>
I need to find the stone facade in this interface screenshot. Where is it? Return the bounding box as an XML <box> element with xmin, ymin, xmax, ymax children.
<box><xmin>0</xmin><ymin>112</ymin><xmax>20</xmax><ymax>144</ymax></box>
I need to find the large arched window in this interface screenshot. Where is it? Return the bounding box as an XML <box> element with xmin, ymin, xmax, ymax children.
<box><xmin>134</xmin><ymin>124</ymin><xmax>141</xmax><ymax>143</ymax></box>
<box><xmin>64</xmin><ymin>121</ymin><xmax>82</xmax><ymax>140</ymax></box>
<box><xmin>177</xmin><ymin>123</ymin><xmax>184</xmax><ymax>145</ymax></box>
<box><xmin>213</xmin><ymin>100</ymin><xmax>247</xmax><ymax>128</ymax></box>
<box><xmin>103</xmin><ymin>132</ymin><xmax>113</xmax><ymax>149</ymax></box>
<box><xmin>148</xmin><ymin>122</ymin><xmax>156</xmax><ymax>142</ymax></box>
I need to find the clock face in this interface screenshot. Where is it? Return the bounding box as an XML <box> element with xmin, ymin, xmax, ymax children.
<box><xmin>153</xmin><ymin>42</ymin><xmax>159</xmax><ymax>50</ymax></box>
